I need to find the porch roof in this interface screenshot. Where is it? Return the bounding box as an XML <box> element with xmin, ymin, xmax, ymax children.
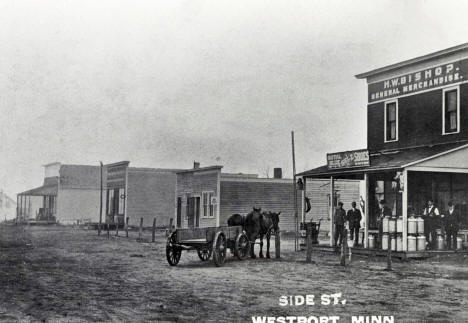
<box><xmin>18</xmin><ymin>184</ymin><xmax>58</xmax><ymax>196</ymax></box>
<box><xmin>297</xmin><ymin>142</ymin><xmax>468</xmax><ymax>178</ymax></box>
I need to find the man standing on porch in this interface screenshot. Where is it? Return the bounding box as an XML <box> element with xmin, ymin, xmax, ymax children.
<box><xmin>443</xmin><ymin>201</ymin><xmax>461</xmax><ymax>250</ymax></box>
<box><xmin>423</xmin><ymin>199</ymin><xmax>440</xmax><ymax>249</ymax></box>
<box><xmin>347</xmin><ymin>201</ymin><xmax>362</xmax><ymax>247</ymax></box>
<box><xmin>333</xmin><ymin>202</ymin><xmax>346</xmax><ymax>247</ymax></box>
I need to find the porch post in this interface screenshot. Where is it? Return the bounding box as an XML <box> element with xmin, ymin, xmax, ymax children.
<box><xmin>364</xmin><ymin>173</ymin><xmax>369</xmax><ymax>248</ymax></box>
<box><xmin>329</xmin><ymin>176</ymin><xmax>334</xmax><ymax>246</ymax></box>
<box><xmin>301</xmin><ymin>177</ymin><xmax>307</xmax><ymax>223</ymax></box>
<box><xmin>402</xmin><ymin>169</ymin><xmax>408</xmax><ymax>251</ymax></box>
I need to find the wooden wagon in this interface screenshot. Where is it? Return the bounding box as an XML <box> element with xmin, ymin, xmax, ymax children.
<box><xmin>166</xmin><ymin>225</ymin><xmax>250</xmax><ymax>267</ymax></box>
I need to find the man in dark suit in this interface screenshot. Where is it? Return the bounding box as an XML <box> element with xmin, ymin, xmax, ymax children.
<box><xmin>442</xmin><ymin>201</ymin><xmax>461</xmax><ymax>250</ymax></box>
<box><xmin>333</xmin><ymin>202</ymin><xmax>346</xmax><ymax>247</ymax></box>
<box><xmin>347</xmin><ymin>201</ymin><xmax>362</xmax><ymax>247</ymax></box>
<box><xmin>423</xmin><ymin>198</ymin><xmax>440</xmax><ymax>249</ymax></box>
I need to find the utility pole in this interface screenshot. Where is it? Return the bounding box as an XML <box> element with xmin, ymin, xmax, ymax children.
<box><xmin>292</xmin><ymin>131</ymin><xmax>298</xmax><ymax>252</ymax></box>
<box><xmin>98</xmin><ymin>161</ymin><xmax>103</xmax><ymax>236</ymax></box>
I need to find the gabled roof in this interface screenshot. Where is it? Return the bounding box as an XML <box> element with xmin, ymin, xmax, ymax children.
<box><xmin>298</xmin><ymin>142</ymin><xmax>468</xmax><ymax>178</ymax></box>
<box><xmin>355</xmin><ymin>43</ymin><xmax>468</xmax><ymax>79</ymax></box>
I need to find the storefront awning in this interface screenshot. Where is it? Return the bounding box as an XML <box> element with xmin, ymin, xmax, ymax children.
<box><xmin>298</xmin><ymin>142</ymin><xmax>468</xmax><ymax>179</ymax></box>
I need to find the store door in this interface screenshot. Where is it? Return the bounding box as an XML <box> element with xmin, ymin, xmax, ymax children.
<box><xmin>176</xmin><ymin>197</ymin><xmax>182</xmax><ymax>228</ymax></box>
<box><xmin>187</xmin><ymin>197</ymin><xmax>200</xmax><ymax>228</ymax></box>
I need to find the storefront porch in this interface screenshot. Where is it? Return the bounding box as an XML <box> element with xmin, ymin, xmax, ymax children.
<box><xmin>298</xmin><ymin>143</ymin><xmax>468</xmax><ymax>253</ymax></box>
<box><xmin>17</xmin><ymin>180</ymin><xmax>58</xmax><ymax>223</ymax></box>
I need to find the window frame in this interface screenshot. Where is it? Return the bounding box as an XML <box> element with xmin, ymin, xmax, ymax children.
<box><xmin>384</xmin><ymin>99</ymin><xmax>399</xmax><ymax>143</ymax></box>
<box><xmin>442</xmin><ymin>85</ymin><xmax>460</xmax><ymax>135</ymax></box>
<box><xmin>201</xmin><ymin>191</ymin><xmax>216</xmax><ymax>218</ymax></box>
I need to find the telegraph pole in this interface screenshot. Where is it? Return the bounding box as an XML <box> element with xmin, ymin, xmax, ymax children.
<box><xmin>98</xmin><ymin>161</ymin><xmax>103</xmax><ymax>235</ymax></box>
<box><xmin>292</xmin><ymin>131</ymin><xmax>298</xmax><ymax>251</ymax></box>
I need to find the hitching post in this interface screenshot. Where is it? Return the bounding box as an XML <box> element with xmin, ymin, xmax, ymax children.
<box><xmin>152</xmin><ymin>217</ymin><xmax>157</xmax><ymax>243</ymax></box>
<box><xmin>306</xmin><ymin>225</ymin><xmax>313</xmax><ymax>263</ymax></box>
<box><xmin>116</xmin><ymin>219</ymin><xmax>119</xmax><ymax>236</ymax></box>
<box><xmin>340</xmin><ymin>228</ymin><xmax>348</xmax><ymax>266</ymax></box>
<box><xmin>275</xmin><ymin>230</ymin><xmax>281</xmax><ymax>259</ymax></box>
<box><xmin>107</xmin><ymin>222</ymin><xmax>110</xmax><ymax>238</ymax></box>
<box><xmin>125</xmin><ymin>217</ymin><xmax>129</xmax><ymax>238</ymax></box>
<box><xmin>139</xmin><ymin>217</ymin><xmax>143</xmax><ymax>240</ymax></box>
<box><xmin>386</xmin><ymin>234</ymin><xmax>392</xmax><ymax>271</ymax></box>
<box><xmin>169</xmin><ymin>218</ymin><xmax>174</xmax><ymax>230</ymax></box>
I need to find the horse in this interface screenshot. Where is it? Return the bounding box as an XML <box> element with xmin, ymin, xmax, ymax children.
<box><xmin>227</xmin><ymin>213</ymin><xmax>245</xmax><ymax>227</ymax></box>
<box><xmin>244</xmin><ymin>208</ymin><xmax>280</xmax><ymax>259</ymax></box>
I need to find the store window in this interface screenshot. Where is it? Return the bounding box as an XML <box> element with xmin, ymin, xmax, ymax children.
<box><xmin>385</xmin><ymin>100</ymin><xmax>398</xmax><ymax>142</ymax></box>
<box><xmin>118</xmin><ymin>188</ymin><xmax>125</xmax><ymax>214</ymax></box>
<box><xmin>107</xmin><ymin>189</ymin><xmax>114</xmax><ymax>216</ymax></box>
<box><xmin>443</xmin><ymin>87</ymin><xmax>459</xmax><ymax>134</ymax></box>
<box><xmin>202</xmin><ymin>191</ymin><xmax>216</xmax><ymax>218</ymax></box>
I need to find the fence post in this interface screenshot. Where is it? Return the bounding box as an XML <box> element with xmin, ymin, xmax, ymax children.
<box><xmin>306</xmin><ymin>226</ymin><xmax>313</xmax><ymax>263</ymax></box>
<box><xmin>139</xmin><ymin>218</ymin><xmax>143</xmax><ymax>240</ymax></box>
<box><xmin>152</xmin><ymin>217</ymin><xmax>157</xmax><ymax>243</ymax></box>
<box><xmin>107</xmin><ymin>222</ymin><xmax>110</xmax><ymax>239</ymax></box>
<box><xmin>125</xmin><ymin>217</ymin><xmax>129</xmax><ymax>238</ymax></box>
<box><xmin>275</xmin><ymin>230</ymin><xmax>281</xmax><ymax>259</ymax></box>
<box><xmin>340</xmin><ymin>229</ymin><xmax>347</xmax><ymax>266</ymax></box>
<box><xmin>116</xmin><ymin>220</ymin><xmax>119</xmax><ymax>237</ymax></box>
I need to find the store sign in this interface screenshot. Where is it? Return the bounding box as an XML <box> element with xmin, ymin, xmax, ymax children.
<box><xmin>327</xmin><ymin>149</ymin><xmax>370</xmax><ymax>169</ymax></box>
<box><xmin>368</xmin><ymin>59</ymin><xmax>468</xmax><ymax>103</ymax></box>
<box><xmin>106</xmin><ymin>161</ymin><xmax>129</xmax><ymax>188</ymax></box>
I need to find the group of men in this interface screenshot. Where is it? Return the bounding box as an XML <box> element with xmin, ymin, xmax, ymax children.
<box><xmin>333</xmin><ymin>198</ymin><xmax>462</xmax><ymax>250</ymax></box>
<box><xmin>333</xmin><ymin>201</ymin><xmax>362</xmax><ymax>247</ymax></box>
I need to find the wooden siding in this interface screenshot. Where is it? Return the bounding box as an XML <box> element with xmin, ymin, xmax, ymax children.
<box><xmin>305</xmin><ymin>179</ymin><xmax>360</xmax><ymax>240</ymax></box>
<box><xmin>126</xmin><ymin>170</ymin><xmax>177</xmax><ymax>227</ymax></box>
<box><xmin>56</xmin><ymin>188</ymin><xmax>101</xmax><ymax>224</ymax></box>
<box><xmin>219</xmin><ymin>179</ymin><xmax>301</xmax><ymax>232</ymax></box>
<box><xmin>368</xmin><ymin>83</ymin><xmax>468</xmax><ymax>152</ymax></box>
<box><xmin>176</xmin><ymin>170</ymin><xmax>219</xmax><ymax>228</ymax></box>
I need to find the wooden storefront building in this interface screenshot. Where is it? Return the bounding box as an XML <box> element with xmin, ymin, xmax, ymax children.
<box><xmin>298</xmin><ymin>43</ymin><xmax>468</xmax><ymax>253</ymax></box>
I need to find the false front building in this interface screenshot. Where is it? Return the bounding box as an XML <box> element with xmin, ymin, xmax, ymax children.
<box><xmin>298</xmin><ymin>43</ymin><xmax>468</xmax><ymax>253</ymax></box>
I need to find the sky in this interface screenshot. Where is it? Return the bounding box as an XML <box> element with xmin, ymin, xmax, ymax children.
<box><xmin>1</xmin><ymin>0</ymin><xmax>468</xmax><ymax>197</ymax></box>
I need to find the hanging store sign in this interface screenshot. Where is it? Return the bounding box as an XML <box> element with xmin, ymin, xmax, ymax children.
<box><xmin>327</xmin><ymin>149</ymin><xmax>370</xmax><ymax>169</ymax></box>
<box><xmin>368</xmin><ymin>59</ymin><xmax>468</xmax><ymax>103</ymax></box>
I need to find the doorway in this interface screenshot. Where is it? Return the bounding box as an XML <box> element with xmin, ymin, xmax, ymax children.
<box><xmin>187</xmin><ymin>196</ymin><xmax>200</xmax><ymax>228</ymax></box>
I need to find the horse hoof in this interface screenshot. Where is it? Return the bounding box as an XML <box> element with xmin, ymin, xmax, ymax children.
<box><xmin>259</xmin><ymin>254</ymin><xmax>264</xmax><ymax>258</ymax></box>
<box><xmin>266</xmin><ymin>254</ymin><xmax>270</xmax><ymax>259</ymax></box>
<box><xmin>251</xmin><ymin>254</ymin><xmax>257</xmax><ymax>259</ymax></box>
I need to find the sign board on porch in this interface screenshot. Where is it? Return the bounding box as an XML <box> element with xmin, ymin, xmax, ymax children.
<box><xmin>327</xmin><ymin>149</ymin><xmax>370</xmax><ymax>169</ymax></box>
<box><xmin>106</xmin><ymin>161</ymin><xmax>129</xmax><ymax>188</ymax></box>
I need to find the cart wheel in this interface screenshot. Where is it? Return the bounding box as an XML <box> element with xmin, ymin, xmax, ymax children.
<box><xmin>212</xmin><ymin>232</ymin><xmax>227</xmax><ymax>267</ymax></box>
<box><xmin>235</xmin><ymin>232</ymin><xmax>250</xmax><ymax>260</ymax></box>
<box><xmin>166</xmin><ymin>232</ymin><xmax>181</xmax><ymax>266</ymax></box>
<box><xmin>197</xmin><ymin>247</ymin><xmax>212</xmax><ymax>261</ymax></box>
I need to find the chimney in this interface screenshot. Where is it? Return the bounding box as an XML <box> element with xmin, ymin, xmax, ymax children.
<box><xmin>273</xmin><ymin>168</ymin><xmax>282</xmax><ymax>179</ymax></box>
<box><xmin>193</xmin><ymin>161</ymin><xmax>200</xmax><ymax>169</ymax></box>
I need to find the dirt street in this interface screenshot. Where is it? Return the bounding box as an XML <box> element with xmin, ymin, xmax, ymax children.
<box><xmin>0</xmin><ymin>224</ymin><xmax>467</xmax><ymax>323</ymax></box>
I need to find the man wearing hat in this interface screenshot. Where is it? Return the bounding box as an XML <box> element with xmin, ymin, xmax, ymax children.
<box><xmin>443</xmin><ymin>201</ymin><xmax>461</xmax><ymax>250</ymax></box>
<box><xmin>347</xmin><ymin>201</ymin><xmax>362</xmax><ymax>247</ymax></box>
<box><xmin>377</xmin><ymin>199</ymin><xmax>392</xmax><ymax>248</ymax></box>
<box><xmin>333</xmin><ymin>201</ymin><xmax>347</xmax><ymax>247</ymax></box>
<box><xmin>423</xmin><ymin>198</ymin><xmax>440</xmax><ymax>249</ymax></box>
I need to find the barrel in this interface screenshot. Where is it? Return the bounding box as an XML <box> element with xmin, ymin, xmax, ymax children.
<box><xmin>391</xmin><ymin>235</ymin><xmax>397</xmax><ymax>251</ymax></box>
<box><xmin>396</xmin><ymin>235</ymin><xmax>403</xmax><ymax>251</ymax></box>
<box><xmin>388</xmin><ymin>217</ymin><xmax>397</xmax><ymax>234</ymax></box>
<box><xmin>436</xmin><ymin>234</ymin><xmax>445</xmax><ymax>250</ymax></box>
<box><xmin>416</xmin><ymin>217</ymin><xmax>424</xmax><ymax>234</ymax></box>
<box><xmin>408</xmin><ymin>217</ymin><xmax>417</xmax><ymax>235</ymax></box>
<box><xmin>456</xmin><ymin>237</ymin><xmax>463</xmax><ymax>250</ymax></box>
<box><xmin>396</xmin><ymin>218</ymin><xmax>403</xmax><ymax>233</ymax></box>
<box><xmin>407</xmin><ymin>236</ymin><xmax>417</xmax><ymax>251</ymax></box>
<box><xmin>368</xmin><ymin>235</ymin><xmax>375</xmax><ymax>249</ymax></box>
<box><xmin>382</xmin><ymin>233</ymin><xmax>389</xmax><ymax>250</ymax></box>
<box><xmin>382</xmin><ymin>216</ymin><xmax>390</xmax><ymax>233</ymax></box>
<box><xmin>417</xmin><ymin>235</ymin><xmax>426</xmax><ymax>251</ymax></box>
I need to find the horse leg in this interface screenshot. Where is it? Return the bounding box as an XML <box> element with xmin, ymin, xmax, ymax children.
<box><xmin>259</xmin><ymin>235</ymin><xmax>264</xmax><ymax>258</ymax></box>
<box><xmin>250</xmin><ymin>233</ymin><xmax>257</xmax><ymax>259</ymax></box>
<box><xmin>266</xmin><ymin>231</ymin><xmax>271</xmax><ymax>259</ymax></box>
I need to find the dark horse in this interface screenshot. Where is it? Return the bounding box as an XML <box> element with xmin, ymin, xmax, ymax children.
<box><xmin>244</xmin><ymin>208</ymin><xmax>280</xmax><ymax>259</ymax></box>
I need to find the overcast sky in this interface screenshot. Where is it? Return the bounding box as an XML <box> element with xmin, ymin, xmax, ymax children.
<box><xmin>1</xmin><ymin>0</ymin><xmax>468</xmax><ymax>196</ymax></box>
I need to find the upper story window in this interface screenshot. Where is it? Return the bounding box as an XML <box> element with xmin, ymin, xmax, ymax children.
<box><xmin>443</xmin><ymin>86</ymin><xmax>460</xmax><ymax>135</ymax></box>
<box><xmin>384</xmin><ymin>100</ymin><xmax>398</xmax><ymax>142</ymax></box>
